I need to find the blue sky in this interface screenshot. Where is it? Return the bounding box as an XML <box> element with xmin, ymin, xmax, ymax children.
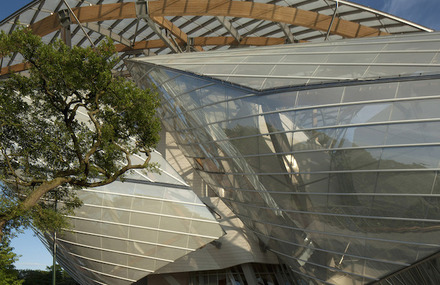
<box><xmin>353</xmin><ymin>0</ymin><xmax>440</xmax><ymax>30</ymax></box>
<box><xmin>1</xmin><ymin>0</ymin><xmax>440</xmax><ymax>271</ymax></box>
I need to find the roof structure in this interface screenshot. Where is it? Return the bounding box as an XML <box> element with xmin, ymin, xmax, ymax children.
<box><xmin>0</xmin><ymin>0</ymin><xmax>433</xmax><ymax>77</ymax></box>
<box><xmin>130</xmin><ymin>31</ymin><xmax>440</xmax><ymax>91</ymax></box>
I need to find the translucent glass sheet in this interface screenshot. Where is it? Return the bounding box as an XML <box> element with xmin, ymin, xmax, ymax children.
<box><xmin>40</xmin><ymin>154</ymin><xmax>223</xmax><ymax>285</ymax></box>
<box><xmin>132</xmin><ymin>31</ymin><xmax>440</xmax><ymax>91</ymax></box>
<box><xmin>127</xmin><ymin>33</ymin><xmax>440</xmax><ymax>283</ymax></box>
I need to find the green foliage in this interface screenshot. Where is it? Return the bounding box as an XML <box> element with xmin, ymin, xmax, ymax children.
<box><xmin>19</xmin><ymin>265</ymin><xmax>79</xmax><ymax>285</ymax></box>
<box><xmin>0</xmin><ymin>237</ymin><xmax>23</xmax><ymax>285</ymax></box>
<box><xmin>0</xmin><ymin>27</ymin><xmax>160</xmax><ymax>236</ymax></box>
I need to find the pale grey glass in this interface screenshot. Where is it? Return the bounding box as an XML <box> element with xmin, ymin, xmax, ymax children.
<box><xmin>126</xmin><ymin>32</ymin><xmax>440</xmax><ymax>283</ymax></box>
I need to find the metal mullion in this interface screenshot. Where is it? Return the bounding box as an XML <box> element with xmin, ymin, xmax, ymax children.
<box><xmin>57</xmin><ymin>238</ymin><xmax>172</xmax><ymax>263</ymax></box>
<box><xmin>199</xmin><ymin>166</ymin><xmax>440</xmax><ymax>175</ymax></box>
<box><xmin>221</xmin><ymin>196</ymin><xmax>440</xmax><ymax>224</ymax></box>
<box><xmin>199</xmin><ymin>142</ymin><xmax>440</xmax><ymax>159</ymax></box>
<box><xmin>222</xmin><ymin>199</ymin><xmax>440</xmax><ymax>247</ymax></box>
<box><xmin>159</xmin><ymin>83</ymin><xmax>217</xmax><ymax>106</ymax></box>
<box><xmin>78</xmin><ymin>188</ymin><xmax>206</xmax><ymax>207</ymax></box>
<box><xmin>66</xmin><ymin>215</ymin><xmax>221</xmax><ymax>239</ymax></box>
<box><xmin>167</xmin><ymin>91</ymin><xmax>440</xmax><ymax>124</ymax></box>
<box><xmin>178</xmin><ymin>142</ymin><xmax>440</xmax><ymax>164</ymax></box>
<box><xmin>219</xmin><ymin>184</ymin><xmax>440</xmax><ymax>197</ymax></box>
<box><xmin>163</xmin><ymin>57</ymin><xmax>440</xmax><ymax>66</ymax></box>
<box><xmin>159</xmin><ymin>92</ymin><xmax>381</xmax><ymax>125</ymax></box>
<box><xmin>75</xmin><ymin>263</ymin><xmax>138</xmax><ymax>282</ymax></box>
<box><xmin>150</xmin><ymin>48</ymin><xmax>440</xmax><ymax>60</ymax></box>
<box><xmin>80</xmin><ymin>203</ymin><xmax>220</xmax><ymax>224</ymax></box>
<box><xmin>204</xmin><ymin>73</ymin><xmax>352</xmax><ymax>80</ymax></box>
<box><xmin>67</xmin><ymin>252</ymin><xmax>154</xmax><ymax>273</ymax></box>
<box><xmin>166</xmin><ymin>115</ymin><xmax>440</xmax><ymax>143</ymax></box>
<box><xmin>64</xmin><ymin>228</ymin><xmax>197</xmax><ymax>251</ymax></box>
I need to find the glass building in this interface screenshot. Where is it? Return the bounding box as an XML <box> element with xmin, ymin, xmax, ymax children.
<box><xmin>1</xmin><ymin>1</ymin><xmax>439</xmax><ymax>284</ymax></box>
<box><xmin>126</xmin><ymin>31</ymin><xmax>440</xmax><ymax>284</ymax></box>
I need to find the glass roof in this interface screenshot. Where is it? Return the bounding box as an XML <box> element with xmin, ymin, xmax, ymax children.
<box><xmin>0</xmin><ymin>0</ymin><xmax>433</xmax><ymax>76</ymax></box>
<box><xmin>130</xmin><ymin>31</ymin><xmax>440</xmax><ymax>90</ymax></box>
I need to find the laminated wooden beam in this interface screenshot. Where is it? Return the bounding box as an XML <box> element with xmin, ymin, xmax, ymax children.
<box><xmin>28</xmin><ymin>1</ymin><xmax>388</xmax><ymax>39</ymax></box>
<box><xmin>147</xmin><ymin>0</ymin><xmax>389</xmax><ymax>38</ymax></box>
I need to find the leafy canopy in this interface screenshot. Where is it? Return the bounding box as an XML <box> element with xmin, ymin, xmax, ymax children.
<box><xmin>0</xmin><ymin>27</ymin><xmax>160</xmax><ymax>236</ymax></box>
<box><xmin>0</xmin><ymin>237</ymin><xmax>23</xmax><ymax>285</ymax></box>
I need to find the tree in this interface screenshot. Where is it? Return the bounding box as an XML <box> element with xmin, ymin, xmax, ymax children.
<box><xmin>0</xmin><ymin>236</ymin><xmax>23</xmax><ymax>285</ymax></box>
<box><xmin>19</xmin><ymin>265</ymin><xmax>79</xmax><ymax>285</ymax></box>
<box><xmin>0</xmin><ymin>27</ymin><xmax>160</xmax><ymax>237</ymax></box>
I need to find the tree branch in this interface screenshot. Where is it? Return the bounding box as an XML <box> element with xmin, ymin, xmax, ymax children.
<box><xmin>72</xmin><ymin>150</ymin><xmax>152</xmax><ymax>188</ymax></box>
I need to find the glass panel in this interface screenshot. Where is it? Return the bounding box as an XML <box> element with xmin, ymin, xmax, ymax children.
<box><xmin>337</xmin><ymin>103</ymin><xmax>392</xmax><ymax>125</ymax></box>
<box><xmin>343</xmin><ymin>83</ymin><xmax>398</xmax><ymax>103</ymax></box>
<box><xmin>379</xmin><ymin>147</ymin><xmax>440</xmax><ymax>170</ymax></box>
<box><xmin>390</xmin><ymin>98</ymin><xmax>440</xmax><ymax>120</ymax></box>
<box><xmin>330</xmin><ymin>148</ymin><xmax>382</xmax><ymax>170</ymax></box>
<box><xmin>375</xmin><ymin>172</ymin><xmax>436</xmax><ymax>195</ymax></box>
<box><xmin>297</xmin><ymin>87</ymin><xmax>344</xmax><ymax>107</ymax></box>
<box><xmin>385</xmin><ymin>122</ymin><xmax>440</xmax><ymax>145</ymax></box>
<box><xmin>375</xmin><ymin>52</ymin><xmax>435</xmax><ymax>64</ymax></box>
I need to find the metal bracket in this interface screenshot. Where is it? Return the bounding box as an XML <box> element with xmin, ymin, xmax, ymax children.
<box><xmin>135</xmin><ymin>1</ymin><xmax>181</xmax><ymax>53</ymax></box>
<box><xmin>135</xmin><ymin>1</ymin><xmax>148</xmax><ymax>19</ymax></box>
<box><xmin>186</xmin><ymin>37</ymin><xmax>194</xmax><ymax>52</ymax></box>
<box><xmin>58</xmin><ymin>9</ymin><xmax>71</xmax><ymax>27</ymax></box>
<box><xmin>58</xmin><ymin>9</ymin><xmax>72</xmax><ymax>47</ymax></box>
<box><xmin>325</xmin><ymin>0</ymin><xmax>339</xmax><ymax>41</ymax></box>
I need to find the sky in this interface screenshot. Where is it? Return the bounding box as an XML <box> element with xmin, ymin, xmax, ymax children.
<box><xmin>1</xmin><ymin>0</ymin><xmax>440</xmax><ymax>272</ymax></box>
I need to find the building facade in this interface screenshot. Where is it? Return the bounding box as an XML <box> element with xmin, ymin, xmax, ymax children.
<box><xmin>1</xmin><ymin>1</ymin><xmax>439</xmax><ymax>284</ymax></box>
<box><xmin>126</xmin><ymin>32</ymin><xmax>440</xmax><ymax>284</ymax></box>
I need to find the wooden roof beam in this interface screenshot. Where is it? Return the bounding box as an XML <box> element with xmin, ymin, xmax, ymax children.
<box><xmin>147</xmin><ymin>0</ymin><xmax>390</xmax><ymax>38</ymax></box>
<box><xmin>28</xmin><ymin>1</ymin><xmax>389</xmax><ymax>40</ymax></box>
<box><xmin>115</xmin><ymin>36</ymin><xmax>288</xmax><ymax>52</ymax></box>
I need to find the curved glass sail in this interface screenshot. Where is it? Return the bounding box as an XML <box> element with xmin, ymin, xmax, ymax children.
<box><xmin>127</xmin><ymin>32</ymin><xmax>440</xmax><ymax>284</ymax></box>
<box><xmin>39</xmin><ymin>151</ymin><xmax>224</xmax><ymax>285</ymax></box>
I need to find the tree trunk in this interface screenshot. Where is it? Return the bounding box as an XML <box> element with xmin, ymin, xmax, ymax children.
<box><xmin>0</xmin><ymin>177</ymin><xmax>71</xmax><ymax>238</ymax></box>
